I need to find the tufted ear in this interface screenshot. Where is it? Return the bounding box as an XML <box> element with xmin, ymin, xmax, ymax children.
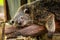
<box><xmin>24</xmin><ymin>8</ymin><xmax>30</xmax><ymax>14</ymax></box>
<box><xmin>24</xmin><ymin>7</ymin><xmax>30</xmax><ymax>14</ymax></box>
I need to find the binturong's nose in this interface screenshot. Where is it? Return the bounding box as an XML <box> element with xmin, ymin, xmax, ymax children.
<box><xmin>9</xmin><ymin>21</ymin><xmax>14</xmax><ymax>25</ymax></box>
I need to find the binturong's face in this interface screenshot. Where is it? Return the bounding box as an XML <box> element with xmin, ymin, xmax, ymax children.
<box><xmin>10</xmin><ymin>2</ymin><xmax>35</xmax><ymax>26</ymax></box>
<box><xmin>10</xmin><ymin>6</ymin><xmax>31</xmax><ymax>26</ymax></box>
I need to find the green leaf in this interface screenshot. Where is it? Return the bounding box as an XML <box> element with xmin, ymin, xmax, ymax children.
<box><xmin>0</xmin><ymin>0</ymin><xmax>4</xmax><ymax>6</ymax></box>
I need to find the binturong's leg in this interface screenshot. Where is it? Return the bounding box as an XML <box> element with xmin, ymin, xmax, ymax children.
<box><xmin>45</xmin><ymin>14</ymin><xmax>55</xmax><ymax>40</ymax></box>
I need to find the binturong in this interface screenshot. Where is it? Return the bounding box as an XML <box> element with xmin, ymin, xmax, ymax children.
<box><xmin>9</xmin><ymin>0</ymin><xmax>50</xmax><ymax>26</ymax></box>
<box><xmin>9</xmin><ymin>0</ymin><xmax>60</xmax><ymax>26</ymax></box>
<box><xmin>9</xmin><ymin>0</ymin><xmax>56</xmax><ymax>33</ymax></box>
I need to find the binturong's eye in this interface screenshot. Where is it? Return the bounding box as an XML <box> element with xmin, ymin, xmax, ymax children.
<box><xmin>24</xmin><ymin>8</ymin><xmax>30</xmax><ymax>14</ymax></box>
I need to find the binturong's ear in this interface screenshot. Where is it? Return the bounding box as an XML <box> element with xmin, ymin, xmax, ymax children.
<box><xmin>24</xmin><ymin>8</ymin><xmax>30</xmax><ymax>14</ymax></box>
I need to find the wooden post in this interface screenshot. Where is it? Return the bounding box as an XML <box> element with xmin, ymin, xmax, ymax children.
<box><xmin>4</xmin><ymin>0</ymin><xmax>7</xmax><ymax>22</ymax></box>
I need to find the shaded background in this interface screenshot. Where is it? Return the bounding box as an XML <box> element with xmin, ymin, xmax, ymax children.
<box><xmin>0</xmin><ymin>0</ymin><xmax>4</xmax><ymax>21</ymax></box>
